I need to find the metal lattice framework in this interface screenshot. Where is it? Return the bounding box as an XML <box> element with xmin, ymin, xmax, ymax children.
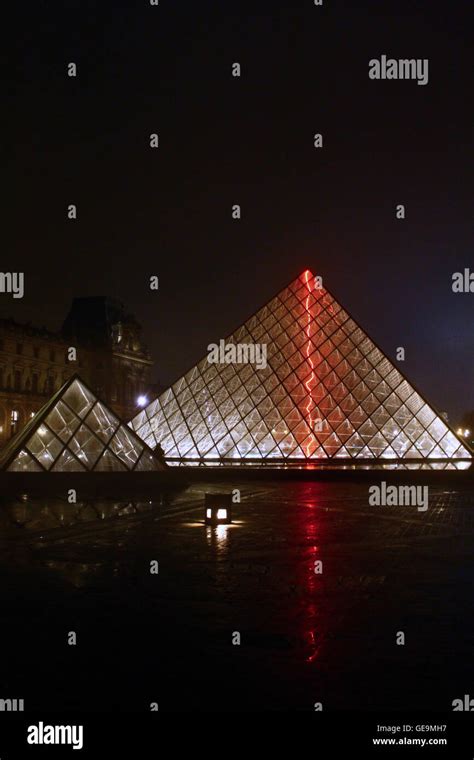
<box><xmin>1</xmin><ymin>375</ymin><xmax>163</xmax><ymax>472</ymax></box>
<box><xmin>130</xmin><ymin>270</ymin><xmax>472</xmax><ymax>465</ymax></box>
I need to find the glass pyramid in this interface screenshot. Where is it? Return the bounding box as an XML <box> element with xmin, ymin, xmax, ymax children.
<box><xmin>130</xmin><ymin>270</ymin><xmax>472</xmax><ymax>464</ymax></box>
<box><xmin>1</xmin><ymin>375</ymin><xmax>164</xmax><ymax>472</ymax></box>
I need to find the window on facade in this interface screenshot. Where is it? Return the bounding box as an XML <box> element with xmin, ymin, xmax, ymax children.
<box><xmin>10</xmin><ymin>409</ymin><xmax>19</xmax><ymax>436</ymax></box>
<box><xmin>32</xmin><ymin>373</ymin><xmax>39</xmax><ymax>393</ymax></box>
<box><xmin>14</xmin><ymin>370</ymin><xmax>22</xmax><ymax>391</ymax></box>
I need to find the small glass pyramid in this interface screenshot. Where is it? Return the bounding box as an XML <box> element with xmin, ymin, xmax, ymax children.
<box><xmin>130</xmin><ymin>270</ymin><xmax>472</xmax><ymax>464</ymax></box>
<box><xmin>2</xmin><ymin>375</ymin><xmax>163</xmax><ymax>472</ymax></box>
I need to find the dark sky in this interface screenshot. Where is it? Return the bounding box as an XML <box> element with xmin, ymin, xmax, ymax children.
<box><xmin>3</xmin><ymin>0</ymin><xmax>473</xmax><ymax>422</ymax></box>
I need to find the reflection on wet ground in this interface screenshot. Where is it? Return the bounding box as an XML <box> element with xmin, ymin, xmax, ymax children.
<box><xmin>0</xmin><ymin>481</ymin><xmax>473</xmax><ymax>711</ymax></box>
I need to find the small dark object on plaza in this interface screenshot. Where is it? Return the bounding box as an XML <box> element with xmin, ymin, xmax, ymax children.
<box><xmin>204</xmin><ymin>493</ymin><xmax>232</xmax><ymax>525</ymax></box>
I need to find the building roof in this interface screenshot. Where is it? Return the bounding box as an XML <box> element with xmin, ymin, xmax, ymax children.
<box><xmin>62</xmin><ymin>297</ymin><xmax>141</xmax><ymax>347</ymax></box>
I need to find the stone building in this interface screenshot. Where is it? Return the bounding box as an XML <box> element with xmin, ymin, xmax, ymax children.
<box><xmin>0</xmin><ymin>297</ymin><xmax>153</xmax><ymax>448</ymax></box>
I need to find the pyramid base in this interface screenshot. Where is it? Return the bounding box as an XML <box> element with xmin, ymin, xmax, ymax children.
<box><xmin>165</xmin><ymin>456</ymin><xmax>471</xmax><ymax>470</ymax></box>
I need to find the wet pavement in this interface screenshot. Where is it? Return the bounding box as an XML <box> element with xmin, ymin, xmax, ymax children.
<box><xmin>0</xmin><ymin>480</ymin><xmax>473</xmax><ymax>712</ymax></box>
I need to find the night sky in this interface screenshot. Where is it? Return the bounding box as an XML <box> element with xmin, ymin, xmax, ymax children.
<box><xmin>3</xmin><ymin>0</ymin><xmax>473</xmax><ymax>422</ymax></box>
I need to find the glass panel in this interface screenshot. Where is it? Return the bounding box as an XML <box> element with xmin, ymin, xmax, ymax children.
<box><xmin>335</xmin><ymin>419</ymin><xmax>356</xmax><ymax>441</ymax></box>
<box><xmin>70</xmin><ymin>424</ymin><xmax>104</xmax><ymax>469</ymax></box>
<box><xmin>384</xmin><ymin>393</ymin><xmax>402</xmax><ymax>414</ymax></box>
<box><xmin>381</xmin><ymin>418</ymin><xmax>401</xmax><ymax>442</ymax></box>
<box><xmin>62</xmin><ymin>380</ymin><xmax>96</xmax><ymax>418</ymax></box>
<box><xmin>385</xmin><ymin>366</ymin><xmax>404</xmax><ymax>389</ymax></box>
<box><xmin>8</xmin><ymin>449</ymin><xmax>42</xmax><ymax>472</ymax></box>
<box><xmin>354</xmin><ymin>358</ymin><xmax>372</xmax><ymax>378</ymax></box>
<box><xmin>414</xmin><ymin>431</ymin><xmax>436</xmax><ymax>457</ymax></box>
<box><xmin>393</xmin><ymin>404</ymin><xmax>411</xmax><ymax>427</ymax></box>
<box><xmin>391</xmin><ymin>431</ymin><xmax>411</xmax><ymax>456</ymax></box>
<box><xmin>373</xmin><ymin>381</ymin><xmax>391</xmax><ymax>401</ymax></box>
<box><xmin>345</xmin><ymin>432</ymin><xmax>365</xmax><ymax>457</ymax></box>
<box><xmin>427</xmin><ymin>418</ymin><xmax>449</xmax><ymax>442</ymax></box>
<box><xmin>145</xmin><ymin>398</ymin><xmax>164</xmax><ymax>419</ymax></box>
<box><xmin>195</xmin><ymin>434</ymin><xmax>214</xmax><ymax>455</ymax></box>
<box><xmin>26</xmin><ymin>426</ymin><xmax>63</xmax><ymax>470</ymax></box>
<box><xmin>395</xmin><ymin>380</ymin><xmax>413</xmax><ymax>402</ymax></box>
<box><xmin>191</xmin><ymin>423</ymin><xmax>208</xmax><ymax>444</ymax></box>
<box><xmin>130</xmin><ymin>409</ymin><xmax>147</xmax><ymax>431</ymax></box>
<box><xmin>371</xmin><ymin>405</ymin><xmax>390</xmax><ymax>428</ymax></box>
<box><xmin>95</xmin><ymin>449</ymin><xmax>127</xmax><ymax>471</ymax></box>
<box><xmin>405</xmin><ymin>393</ymin><xmax>424</xmax><ymax>414</ymax></box>
<box><xmin>135</xmin><ymin>452</ymin><xmax>160</xmax><ymax>471</ymax></box>
<box><xmin>367</xmin><ymin>432</ymin><xmax>389</xmax><ymax>456</ymax></box>
<box><xmin>438</xmin><ymin>431</ymin><xmax>461</xmax><ymax>457</ymax></box>
<box><xmin>84</xmin><ymin>402</ymin><xmax>120</xmax><ymax>443</ymax></box>
<box><xmin>45</xmin><ymin>400</ymin><xmax>81</xmax><ymax>443</ymax></box>
<box><xmin>177</xmin><ymin>436</ymin><xmax>195</xmax><ymax>457</ymax></box>
<box><xmin>404</xmin><ymin>418</ymin><xmax>425</xmax><ymax>443</ymax></box>
<box><xmin>216</xmin><ymin>434</ymin><xmax>235</xmax><ymax>456</ymax></box>
<box><xmin>416</xmin><ymin>404</ymin><xmax>436</xmax><ymax>428</ymax></box>
<box><xmin>109</xmin><ymin>426</ymin><xmax>143</xmax><ymax>468</ymax></box>
<box><xmin>51</xmin><ymin>449</ymin><xmax>86</xmax><ymax>471</ymax></box>
<box><xmin>358</xmin><ymin>419</ymin><xmax>378</xmax><ymax>441</ymax></box>
<box><xmin>361</xmin><ymin>393</ymin><xmax>379</xmax><ymax>414</ymax></box>
<box><xmin>133</xmin><ymin>421</ymin><xmax>154</xmax><ymax>449</ymax></box>
<box><xmin>366</xmin><ymin>346</ymin><xmax>383</xmax><ymax>366</ymax></box>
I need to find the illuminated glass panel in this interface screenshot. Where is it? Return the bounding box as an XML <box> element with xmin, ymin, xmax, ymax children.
<box><xmin>45</xmin><ymin>401</ymin><xmax>81</xmax><ymax>443</ymax></box>
<box><xmin>85</xmin><ymin>403</ymin><xmax>120</xmax><ymax>443</ymax></box>
<box><xmin>26</xmin><ymin>426</ymin><xmax>62</xmax><ymax>470</ymax></box>
<box><xmin>62</xmin><ymin>379</ymin><xmax>96</xmax><ymax>419</ymax></box>
<box><xmin>52</xmin><ymin>449</ymin><xmax>86</xmax><ymax>471</ymax></box>
<box><xmin>70</xmin><ymin>425</ymin><xmax>104</xmax><ymax>468</ymax></box>
<box><xmin>95</xmin><ymin>449</ymin><xmax>127</xmax><ymax>471</ymax></box>
<box><xmin>8</xmin><ymin>449</ymin><xmax>42</xmax><ymax>472</ymax></box>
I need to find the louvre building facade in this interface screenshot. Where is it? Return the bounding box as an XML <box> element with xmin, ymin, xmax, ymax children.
<box><xmin>130</xmin><ymin>270</ymin><xmax>472</xmax><ymax>467</ymax></box>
